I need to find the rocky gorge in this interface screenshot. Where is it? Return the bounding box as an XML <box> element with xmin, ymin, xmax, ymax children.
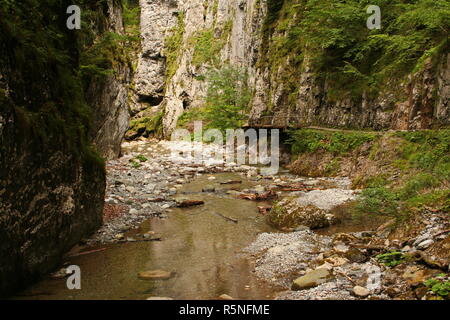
<box><xmin>1</xmin><ymin>0</ymin><xmax>449</xmax><ymax>300</ymax></box>
<box><xmin>10</xmin><ymin>138</ymin><xmax>449</xmax><ymax>300</ymax></box>
<box><xmin>129</xmin><ymin>0</ymin><xmax>450</xmax><ymax>138</ymax></box>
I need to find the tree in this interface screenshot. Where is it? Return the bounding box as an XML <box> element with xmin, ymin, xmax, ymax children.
<box><xmin>204</xmin><ymin>65</ymin><xmax>251</xmax><ymax>133</ymax></box>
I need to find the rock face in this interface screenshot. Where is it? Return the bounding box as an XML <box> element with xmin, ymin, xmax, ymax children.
<box><xmin>87</xmin><ymin>0</ymin><xmax>131</xmax><ymax>159</ymax></box>
<box><xmin>133</xmin><ymin>0</ymin><xmax>265</xmax><ymax>135</ymax></box>
<box><xmin>0</xmin><ymin>105</ymin><xmax>106</xmax><ymax>297</ymax></box>
<box><xmin>133</xmin><ymin>0</ymin><xmax>449</xmax><ymax>136</ymax></box>
<box><xmin>0</xmin><ymin>0</ymin><xmax>128</xmax><ymax>297</ymax></box>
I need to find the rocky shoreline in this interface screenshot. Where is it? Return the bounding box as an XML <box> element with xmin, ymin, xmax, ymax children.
<box><xmin>85</xmin><ymin>139</ymin><xmax>449</xmax><ymax>300</ymax></box>
<box><xmin>242</xmin><ymin>211</ymin><xmax>449</xmax><ymax>300</ymax></box>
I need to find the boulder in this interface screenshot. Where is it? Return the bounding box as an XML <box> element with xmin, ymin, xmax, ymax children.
<box><xmin>292</xmin><ymin>268</ymin><xmax>332</xmax><ymax>290</ymax></box>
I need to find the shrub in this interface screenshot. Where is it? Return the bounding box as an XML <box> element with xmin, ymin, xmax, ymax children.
<box><xmin>425</xmin><ymin>275</ymin><xmax>450</xmax><ymax>300</ymax></box>
<box><xmin>376</xmin><ymin>251</ymin><xmax>410</xmax><ymax>267</ymax></box>
<box><xmin>287</xmin><ymin>129</ymin><xmax>376</xmax><ymax>155</ymax></box>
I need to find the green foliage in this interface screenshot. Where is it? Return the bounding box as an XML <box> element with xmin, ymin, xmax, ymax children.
<box><xmin>395</xmin><ymin>130</ymin><xmax>450</xmax><ymax>179</ymax></box>
<box><xmin>0</xmin><ymin>0</ymin><xmax>134</xmax><ymax>169</ymax></box>
<box><xmin>203</xmin><ymin>65</ymin><xmax>251</xmax><ymax>132</ymax></box>
<box><xmin>130</xmin><ymin>153</ymin><xmax>149</xmax><ymax>168</ymax></box>
<box><xmin>288</xmin><ymin>129</ymin><xmax>450</xmax><ymax>221</ymax></box>
<box><xmin>287</xmin><ymin>129</ymin><xmax>376</xmax><ymax>155</ymax></box>
<box><xmin>123</xmin><ymin>0</ymin><xmax>141</xmax><ymax>37</ymax></box>
<box><xmin>425</xmin><ymin>275</ymin><xmax>450</xmax><ymax>300</ymax></box>
<box><xmin>350</xmin><ymin>130</ymin><xmax>449</xmax><ymax>220</ymax></box>
<box><xmin>164</xmin><ymin>12</ymin><xmax>185</xmax><ymax>81</ymax></box>
<box><xmin>177</xmin><ymin>107</ymin><xmax>208</xmax><ymax>128</ymax></box>
<box><xmin>176</xmin><ymin>65</ymin><xmax>251</xmax><ymax>133</ymax></box>
<box><xmin>80</xmin><ymin>32</ymin><xmax>136</xmax><ymax>80</ymax></box>
<box><xmin>261</xmin><ymin>0</ymin><xmax>450</xmax><ymax>100</ymax></box>
<box><xmin>356</xmin><ymin>187</ymin><xmax>400</xmax><ymax>216</ymax></box>
<box><xmin>189</xmin><ymin>21</ymin><xmax>233</xmax><ymax>67</ymax></box>
<box><xmin>135</xmin><ymin>154</ymin><xmax>148</xmax><ymax>163</ymax></box>
<box><xmin>129</xmin><ymin>160</ymin><xmax>142</xmax><ymax>168</ymax></box>
<box><xmin>376</xmin><ymin>251</ymin><xmax>409</xmax><ymax>267</ymax></box>
<box><xmin>129</xmin><ymin>111</ymin><xmax>164</xmax><ymax>137</ymax></box>
<box><xmin>399</xmin><ymin>173</ymin><xmax>440</xmax><ymax>199</ymax></box>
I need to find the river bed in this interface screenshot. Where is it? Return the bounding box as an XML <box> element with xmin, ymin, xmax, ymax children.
<box><xmin>14</xmin><ymin>140</ymin><xmax>387</xmax><ymax>300</ymax></box>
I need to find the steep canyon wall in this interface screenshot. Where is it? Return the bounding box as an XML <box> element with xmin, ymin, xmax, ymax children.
<box><xmin>0</xmin><ymin>0</ymin><xmax>130</xmax><ymax>297</ymax></box>
<box><xmin>132</xmin><ymin>0</ymin><xmax>449</xmax><ymax>136</ymax></box>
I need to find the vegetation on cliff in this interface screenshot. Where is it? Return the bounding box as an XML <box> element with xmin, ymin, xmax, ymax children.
<box><xmin>0</xmin><ymin>0</ymin><xmax>137</xmax><ymax>168</ymax></box>
<box><xmin>288</xmin><ymin>129</ymin><xmax>450</xmax><ymax>224</ymax></box>
<box><xmin>177</xmin><ymin>65</ymin><xmax>251</xmax><ymax>133</ymax></box>
<box><xmin>261</xmin><ymin>0</ymin><xmax>450</xmax><ymax>101</ymax></box>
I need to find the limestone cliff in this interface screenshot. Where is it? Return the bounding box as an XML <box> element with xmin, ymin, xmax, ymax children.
<box><xmin>0</xmin><ymin>0</ymin><xmax>130</xmax><ymax>297</ymax></box>
<box><xmin>87</xmin><ymin>1</ymin><xmax>132</xmax><ymax>159</ymax></box>
<box><xmin>132</xmin><ymin>0</ymin><xmax>449</xmax><ymax>136</ymax></box>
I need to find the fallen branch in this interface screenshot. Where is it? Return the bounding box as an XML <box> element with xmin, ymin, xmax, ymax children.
<box><xmin>68</xmin><ymin>248</ymin><xmax>107</xmax><ymax>258</ymax></box>
<box><xmin>348</xmin><ymin>244</ymin><xmax>386</xmax><ymax>251</ymax></box>
<box><xmin>278</xmin><ymin>187</ymin><xmax>322</xmax><ymax>192</ymax></box>
<box><xmin>177</xmin><ymin>200</ymin><xmax>205</xmax><ymax>208</ymax></box>
<box><xmin>433</xmin><ymin>229</ymin><xmax>450</xmax><ymax>238</ymax></box>
<box><xmin>215</xmin><ymin>212</ymin><xmax>238</xmax><ymax>224</ymax></box>
<box><xmin>123</xmin><ymin>238</ymin><xmax>163</xmax><ymax>243</ymax></box>
<box><xmin>220</xmin><ymin>180</ymin><xmax>242</xmax><ymax>185</ymax></box>
<box><xmin>334</xmin><ymin>270</ymin><xmax>356</xmax><ymax>285</ymax></box>
<box><xmin>238</xmin><ymin>191</ymin><xmax>277</xmax><ymax>201</ymax></box>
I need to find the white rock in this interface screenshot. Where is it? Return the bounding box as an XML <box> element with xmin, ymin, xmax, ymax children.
<box><xmin>417</xmin><ymin>239</ymin><xmax>434</xmax><ymax>250</ymax></box>
<box><xmin>353</xmin><ymin>286</ymin><xmax>370</xmax><ymax>298</ymax></box>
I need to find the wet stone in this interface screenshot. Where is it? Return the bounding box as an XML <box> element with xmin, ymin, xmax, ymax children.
<box><xmin>138</xmin><ymin>270</ymin><xmax>173</xmax><ymax>280</ymax></box>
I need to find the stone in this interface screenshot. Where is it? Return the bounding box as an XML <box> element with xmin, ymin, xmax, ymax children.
<box><xmin>417</xmin><ymin>239</ymin><xmax>434</xmax><ymax>250</ymax></box>
<box><xmin>247</xmin><ymin>170</ymin><xmax>258</xmax><ymax>177</ymax></box>
<box><xmin>325</xmin><ymin>256</ymin><xmax>349</xmax><ymax>267</ymax></box>
<box><xmin>115</xmin><ymin>233</ymin><xmax>125</xmax><ymax>240</ymax></box>
<box><xmin>253</xmin><ymin>185</ymin><xmax>266</xmax><ymax>193</ymax></box>
<box><xmin>146</xmin><ymin>297</ymin><xmax>174</xmax><ymax>300</ymax></box>
<box><xmin>343</xmin><ymin>248</ymin><xmax>368</xmax><ymax>263</ymax></box>
<box><xmin>402</xmin><ymin>266</ymin><xmax>427</xmax><ymax>285</ymax></box>
<box><xmin>138</xmin><ymin>270</ymin><xmax>173</xmax><ymax>280</ymax></box>
<box><xmin>218</xmin><ymin>294</ymin><xmax>234</xmax><ymax>300</ymax></box>
<box><xmin>202</xmin><ymin>185</ymin><xmax>216</xmax><ymax>193</ymax></box>
<box><xmin>294</xmin><ymin>226</ymin><xmax>310</xmax><ymax>232</ymax></box>
<box><xmin>50</xmin><ymin>268</ymin><xmax>68</xmax><ymax>279</ymax></box>
<box><xmin>353</xmin><ymin>286</ymin><xmax>370</xmax><ymax>298</ymax></box>
<box><xmin>292</xmin><ymin>268</ymin><xmax>332</xmax><ymax>290</ymax></box>
<box><xmin>126</xmin><ymin>186</ymin><xmax>136</xmax><ymax>193</ymax></box>
<box><xmin>401</xmin><ymin>245</ymin><xmax>412</xmax><ymax>252</ymax></box>
<box><xmin>333</xmin><ymin>243</ymin><xmax>350</xmax><ymax>254</ymax></box>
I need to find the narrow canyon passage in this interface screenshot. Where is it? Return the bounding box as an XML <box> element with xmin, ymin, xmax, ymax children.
<box><xmin>1</xmin><ymin>0</ymin><xmax>449</xmax><ymax>303</ymax></box>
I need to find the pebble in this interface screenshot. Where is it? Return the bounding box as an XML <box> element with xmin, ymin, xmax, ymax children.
<box><xmin>353</xmin><ymin>286</ymin><xmax>370</xmax><ymax>298</ymax></box>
